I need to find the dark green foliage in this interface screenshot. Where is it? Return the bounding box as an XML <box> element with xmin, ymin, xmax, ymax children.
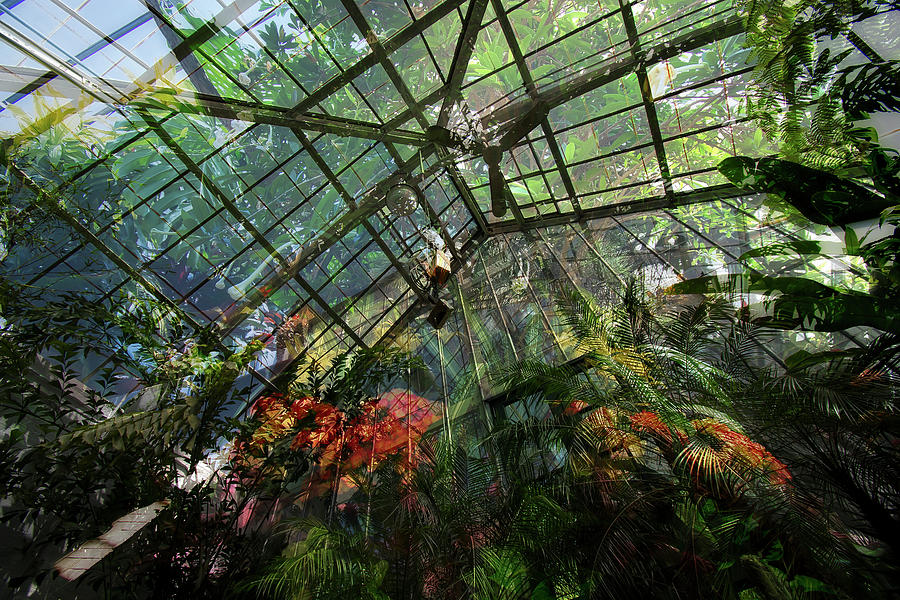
<box><xmin>738</xmin><ymin>0</ymin><xmax>897</xmax><ymax>168</ymax></box>
<box><xmin>0</xmin><ymin>271</ymin><xmax>275</xmax><ymax>598</ymax></box>
<box><xmin>247</xmin><ymin>437</ymin><xmax>516</xmax><ymax>600</ymax></box>
<box><xmin>482</xmin><ymin>284</ymin><xmax>886</xmax><ymax>599</ymax></box>
<box><xmin>690</xmin><ymin>144</ymin><xmax>900</xmax><ymax>336</ymax></box>
<box><xmin>249</xmin><ymin>521</ymin><xmax>391</xmax><ymax>599</ymax></box>
<box><xmin>669</xmin><ymin>273</ymin><xmax>899</xmax><ymax>333</ymax></box>
<box><xmin>866</xmin><ymin>147</ymin><xmax>900</xmax><ymax>201</ymax></box>
<box><xmin>838</xmin><ymin>60</ymin><xmax>900</xmax><ymax>115</ymax></box>
<box><xmin>717</xmin><ymin>156</ymin><xmax>896</xmax><ymax>227</ymax></box>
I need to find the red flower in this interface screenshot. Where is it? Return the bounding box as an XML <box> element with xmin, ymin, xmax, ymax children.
<box><xmin>234</xmin><ymin>388</ymin><xmax>439</xmax><ymax>499</ymax></box>
<box><xmin>289</xmin><ymin>396</ymin><xmax>317</xmax><ymax>420</ymax></box>
<box><xmin>690</xmin><ymin>419</ymin><xmax>791</xmax><ymax>486</ymax></box>
<box><xmin>564</xmin><ymin>400</ymin><xmax>588</xmax><ymax>415</ymax></box>
<box><xmin>630</xmin><ymin>411</ymin><xmax>688</xmax><ymax>445</ymax></box>
<box><xmin>251</xmin><ymin>392</ymin><xmax>285</xmax><ymax>415</ymax></box>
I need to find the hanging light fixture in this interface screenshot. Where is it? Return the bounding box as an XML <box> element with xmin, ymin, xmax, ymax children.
<box><xmin>425</xmin><ymin>126</ymin><xmax>510</xmax><ymax>219</ymax></box>
<box><xmin>385</xmin><ymin>181</ymin><xmax>421</xmax><ymax>217</ymax></box>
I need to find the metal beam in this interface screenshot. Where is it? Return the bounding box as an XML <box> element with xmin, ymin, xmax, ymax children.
<box><xmin>292</xmin><ymin>129</ymin><xmax>431</xmax><ymax>302</ymax></box>
<box><xmin>0</xmin><ymin>0</ymin><xmax>259</xmax><ymax>142</ymax></box>
<box><xmin>432</xmin><ymin>12</ymin><xmax>741</xmax><ymax>232</ymax></box>
<box><xmin>380</xmin><ymin>141</ymin><xmax>462</xmax><ymax>265</ymax></box>
<box><xmin>140</xmin><ymin>109</ymin><xmax>369</xmax><ymax>348</ymax></box>
<box><xmin>286</xmin><ymin>0</ymin><xmax>467</xmax><ymax>117</ymax></box>
<box><xmin>339</xmin><ymin>0</ymin><xmax>491</xmax><ymax>236</ymax></box>
<box><xmin>7</xmin><ymin>162</ymin><xmax>209</xmax><ymax>335</ymax></box>
<box><xmin>484</xmin><ymin>183</ymin><xmax>747</xmax><ymax>234</ymax></box>
<box><xmin>609</xmin><ymin>214</ymin><xmax>686</xmax><ymax>279</ymax></box>
<box><xmin>266</xmin><ymin>273</ymin><xmax>414</xmax><ymax>390</ymax></box>
<box><xmin>144</xmin><ymin>0</ymin><xmax>433</xmax><ymax>153</ymax></box>
<box><xmin>0</xmin><ymin>21</ymin><xmax>119</xmax><ymax>106</ymax></box>
<box><xmin>531</xmin><ymin>227</ymin><xmax>582</xmax><ymax>291</ymax></box>
<box><xmin>0</xmin><ymin>11</ymin><xmax>153</xmax><ymax>110</ymax></box>
<box><xmin>570</xmin><ymin>223</ymin><xmax>627</xmax><ymax>287</ymax></box>
<box><xmin>452</xmin><ymin>267</ymin><xmax>490</xmax><ymax>414</ymax></box>
<box><xmin>175</xmin><ymin>93</ymin><xmax>430</xmax><ymax>146</ymax></box>
<box><xmin>437</xmin><ymin>0</ymin><xmax>490</xmax><ymax>128</ymax></box>
<box><xmin>482</xmin><ymin>14</ymin><xmax>744</xmax><ymax>130</ymax></box>
<box><xmin>498</xmin><ymin>233</ymin><xmax>571</xmax><ymax>360</ymax></box>
<box><xmin>340</xmin><ymin>0</ymin><xmax>428</xmax><ymax>129</ymax></box>
<box><xmin>266</xmin><ymin>229</ymin><xmax>484</xmax><ymax>393</ymax></box>
<box><xmin>142</xmin><ymin>0</ymin><xmax>219</xmax><ymax>98</ymax></box>
<box><xmin>0</xmin><ymin>65</ymin><xmax>429</xmax><ymax>147</ymax></box>
<box><xmin>214</xmin><ymin>146</ymin><xmax>444</xmax><ymax>338</ymax></box>
<box><xmin>368</xmin><ymin>89</ymin><xmax>491</xmax><ymax>238</ymax></box>
<box><xmin>488</xmin><ymin>0</ymin><xmax>583</xmax><ymax>216</ymax></box>
<box><xmin>478</xmin><ymin>238</ymin><xmax>520</xmax><ymax>361</ymax></box>
<box><xmin>618</xmin><ymin>0</ymin><xmax>674</xmax><ymax>201</ymax></box>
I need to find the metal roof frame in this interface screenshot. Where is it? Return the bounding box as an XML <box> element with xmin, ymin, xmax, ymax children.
<box><xmin>1</xmin><ymin>0</ymin><xmax>780</xmax><ymax>400</ymax></box>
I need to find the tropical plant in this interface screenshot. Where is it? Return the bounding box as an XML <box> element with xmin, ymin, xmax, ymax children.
<box><xmin>247</xmin><ymin>434</ymin><xmax>512</xmax><ymax>600</ymax></box>
<box><xmin>670</xmin><ymin>3</ymin><xmax>900</xmax><ymax>334</ymax></box>
<box><xmin>242</xmin><ymin>279</ymin><xmax>898</xmax><ymax>599</ymax></box>
<box><xmin>231</xmin><ymin>351</ymin><xmax>437</xmax><ymax>503</ymax></box>
<box><xmin>0</xmin><ymin>260</ymin><xmax>282</xmax><ymax>598</ymax></box>
<box><xmin>738</xmin><ymin>0</ymin><xmax>899</xmax><ymax>169</ymax></box>
<box><xmin>485</xmin><ymin>284</ymin><xmax>832</xmax><ymax>599</ymax></box>
<box><xmin>668</xmin><ymin>149</ymin><xmax>899</xmax><ymax>334</ymax></box>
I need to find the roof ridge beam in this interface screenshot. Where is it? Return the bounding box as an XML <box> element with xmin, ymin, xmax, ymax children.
<box><xmin>488</xmin><ymin>0</ymin><xmax>583</xmax><ymax>217</ymax></box>
<box><xmin>437</xmin><ymin>0</ymin><xmax>490</xmax><ymax>128</ymax></box>
<box><xmin>485</xmin><ymin>183</ymin><xmax>747</xmax><ymax>234</ymax></box>
<box><xmin>484</xmin><ymin>14</ymin><xmax>743</xmax><ymax>130</ymax></box>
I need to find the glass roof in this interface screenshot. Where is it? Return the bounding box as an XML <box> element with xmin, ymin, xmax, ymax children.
<box><xmin>0</xmin><ymin>0</ymin><xmax>872</xmax><ymax>408</ymax></box>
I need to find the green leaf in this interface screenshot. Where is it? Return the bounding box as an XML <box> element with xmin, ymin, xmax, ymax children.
<box><xmin>531</xmin><ymin>581</ymin><xmax>554</xmax><ymax>600</ymax></box>
<box><xmin>739</xmin><ymin>240</ymin><xmax>825</xmax><ymax>260</ymax></box>
<box><xmin>790</xmin><ymin>575</ymin><xmax>836</xmax><ymax>594</ymax></box>
<box><xmin>718</xmin><ymin>156</ymin><xmax>894</xmax><ymax>226</ymax></box>
<box><xmin>783</xmin><ymin>348</ymin><xmax>853</xmax><ymax>371</ymax></box>
<box><xmin>843</xmin><ymin>225</ymin><xmax>860</xmax><ymax>255</ymax></box>
<box><xmin>668</xmin><ymin>273</ymin><xmax>899</xmax><ymax>333</ymax></box>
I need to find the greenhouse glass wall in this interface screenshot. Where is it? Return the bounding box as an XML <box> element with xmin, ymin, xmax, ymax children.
<box><xmin>1</xmin><ymin>0</ymin><xmax>898</xmax><ymax>597</ymax></box>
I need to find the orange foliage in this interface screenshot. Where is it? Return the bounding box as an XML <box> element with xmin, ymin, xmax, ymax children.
<box><xmin>630</xmin><ymin>411</ymin><xmax>688</xmax><ymax>445</ymax></box>
<box><xmin>564</xmin><ymin>400</ymin><xmax>588</xmax><ymax>415</ymax></box>
<box><xmin>690</xmin><ymin>419</ymin><xmax>791</xmax><ymax>486</ymax></box>
<box><xmin>626</xmin><ymin>410</ymin><xmax>790</xmax><ymax>488</ymax></box>
<box><xmin>234</xmin><ymin>388</ymin><xmax>439</xmax><ymax>500</ymax></box>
